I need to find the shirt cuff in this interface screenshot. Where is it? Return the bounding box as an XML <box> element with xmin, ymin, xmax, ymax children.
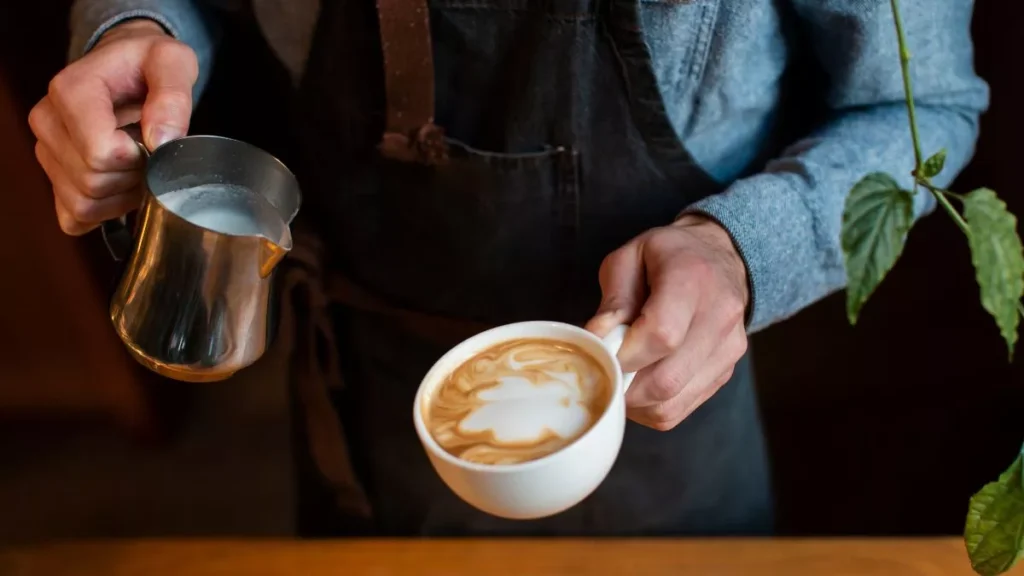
<box><xmin>69</xmin><ymin>2</ymin><xmax>218</xmax><ymax>101</ymax></box>
<box><xmin>680</xmin><ymin>173</ymin><xmax>825</xmax><ymax>334</ymax></box>
<box><xmin>75</xmin><ymin>10</ymin><xmax>181</xmax><ymax>57</ymax></box>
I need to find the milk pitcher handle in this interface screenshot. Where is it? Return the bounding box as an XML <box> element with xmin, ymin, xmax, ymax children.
<box><xmin>101</xmin><ymin>123</ymin><xmax>151</xmax><ymax>262</ymax></box>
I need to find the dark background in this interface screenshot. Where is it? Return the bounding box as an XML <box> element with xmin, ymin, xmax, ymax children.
<box><xmin>0</xmin><ymin>1</ymin><xmax>1020</xmax><ymax>538</ymax></box>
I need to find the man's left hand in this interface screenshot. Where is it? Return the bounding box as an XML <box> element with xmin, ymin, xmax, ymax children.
<box><xmin>585</xmin><ymin>215</ymin><xmax>749</xmax><ymax>431</ymax></box>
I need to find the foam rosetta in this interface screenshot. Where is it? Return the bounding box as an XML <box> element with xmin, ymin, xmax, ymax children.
<box><xmin>424</xmin><ymin>338</ymin><xmax>612</xmax><ymax>465</ymax></box>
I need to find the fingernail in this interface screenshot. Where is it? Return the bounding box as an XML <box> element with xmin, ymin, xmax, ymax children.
<box><xmin>147</xmin><ymin>125</ymin><xmax>180</xmax><ymax>149</ymax></box>
<box><xmin>585</xmin><ymin>309</ymin><xmax>621</xmax><ymax>336</ymax></box>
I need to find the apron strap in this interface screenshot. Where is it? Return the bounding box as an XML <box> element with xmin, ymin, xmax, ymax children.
<box><xmin>279</xmin><ymin>229</ymin><xmax>491</xmax><ymax>524</ymax></box>
<box><xmin>376</xmin><ymin>0</ymin><xmax>449</xmax><ymax>164</ymax></box>
<box><xmin>279</xmin><ymin>231</ymin><xmax>373</xmax><ymax>520</ymax></box>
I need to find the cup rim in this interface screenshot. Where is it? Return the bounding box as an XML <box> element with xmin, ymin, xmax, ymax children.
<box><xmin>412</xmin><ymin>320</ymin><xmax>624</xmax><ymax>474</ymax></box>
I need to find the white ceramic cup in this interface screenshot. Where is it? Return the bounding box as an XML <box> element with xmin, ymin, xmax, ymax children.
<box><xmin>412</xmin><ymin>320</ymin><xmax>636</xmax><ymax>520</ymax></box>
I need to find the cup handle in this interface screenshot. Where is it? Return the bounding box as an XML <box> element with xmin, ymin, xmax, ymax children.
<box><xmin>600</xmin><ymin>324</ymin><xmax>636</xmax><ymax>393</ymax></box>
<box><xmin>100</xmin><ymin>123</ymin><xmax>150</xmax><ymax>262</ymax></box>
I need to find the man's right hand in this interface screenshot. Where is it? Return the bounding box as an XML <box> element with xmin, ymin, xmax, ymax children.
<box><xmin>28</xmin><ymin>19</ymin><xmax>198</xmax><ymax>235</ymax></box>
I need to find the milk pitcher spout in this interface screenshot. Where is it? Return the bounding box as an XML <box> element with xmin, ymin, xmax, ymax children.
<box><xmin>260</xmin><ymin>236</ymin><xmax>292</xmax><ymax>279</ymax></box>
<box><xmin>106</xmin><ymin>133</ymin><xmax>301</xmax><ymax>383</ymax></box>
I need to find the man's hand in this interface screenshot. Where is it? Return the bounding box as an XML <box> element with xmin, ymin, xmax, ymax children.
<box><xmin>28</xmin><ymin>19</ymin><xmax>198</xmax><ymax>235</ymax></box>
<box><xmin>585</xmin><ymin>215</ymin><xmax>750</xmax><ymax>431</ymax></box>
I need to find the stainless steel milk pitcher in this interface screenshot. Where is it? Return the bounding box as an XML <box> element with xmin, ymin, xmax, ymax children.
<box><xmin>103</xmin><ymin>132</ymin><xmax>301</xmax><ymax>382</ymax></box>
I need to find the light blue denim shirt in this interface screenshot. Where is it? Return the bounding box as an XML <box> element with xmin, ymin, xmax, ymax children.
<box><xmin>69</xmin><ymin>0</ymin><xmax>990</xmax><ymax>333</ymax></box>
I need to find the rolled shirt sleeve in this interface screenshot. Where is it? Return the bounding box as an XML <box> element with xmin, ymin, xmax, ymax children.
<box><xmin>69</xmin><ymin>0</ymin><xmax>220</xmax><ymax>100</ymax></box>
<box><xmin>685</xmin><ymin>0</ymin><xmax>990</xmax><ymax>333</ymax></box>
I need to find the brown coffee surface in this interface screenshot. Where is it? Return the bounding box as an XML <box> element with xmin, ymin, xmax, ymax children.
<box><xmin>424</xmin><ymin>338</ymin><xmax>612</xmax><ymax>465</ymax></box>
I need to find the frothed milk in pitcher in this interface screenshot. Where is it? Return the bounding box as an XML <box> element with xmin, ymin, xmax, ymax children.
<box><xmin>158</xmin><ymin>183</ymin><xmax>290</xmax><ymax>240</ymax></box>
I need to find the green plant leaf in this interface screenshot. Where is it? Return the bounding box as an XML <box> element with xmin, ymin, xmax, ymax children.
<box><xmin>962</xmin><ymin>188</ymin><xmax>1024</xmax><ymax>360</ymax></box>
<box><xmin>921</xmin><ymin>149</ymin><xmax>947</xmax><ymax>179</ymax></box>
<box><xmin>842</xmin><ymin>173</ymin><xmax>915</xmax><ymax>324</ymax></box>
<box><xmin>965</xmin><ymin>446</ymin><xmax>1024</xmax><ymax>576</ymax></box>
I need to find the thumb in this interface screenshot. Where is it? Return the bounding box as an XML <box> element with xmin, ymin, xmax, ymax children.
<box><xmin>584</xmin><ymin>240</ymin><xmax>646</xmax><ymax>337</ymax></box>
<box><xmin>140</xmin><ymin>42</ymin><xmax>199</xmax><ymax>150</ymax></box>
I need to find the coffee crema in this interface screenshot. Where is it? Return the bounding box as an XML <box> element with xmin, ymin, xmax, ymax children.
<box><xmin>424</xmin><ymin>338</ymin><xmax>612</xmax><ymax>465</ymax></box>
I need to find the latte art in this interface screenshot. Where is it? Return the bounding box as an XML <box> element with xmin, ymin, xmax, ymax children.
<box><xmin>424</xmin><ymin>338</ymin><xmax>612</xmax><ymax>465</ymax></box>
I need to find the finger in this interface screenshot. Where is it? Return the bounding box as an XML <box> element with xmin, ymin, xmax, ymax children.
<box><xmin>627</xmin><ymin>367</ymin><xmax>734</xmax><ymax>431</ymax></box>
<box><xmin>627</xmin><ymin>322</ymin><xmax>747</xmax><ymax>428</ymax></box>
<box><xmin>53</xmin><ymin>194</ymin><xmax>86</xmax><ymax>236</ymax></box>
<box><xmin>616</xmin><ymin>258</ymin><xmax>704</xmax><ymax>373</ymax></box>
<box><xmin>47</xmin><ymin>66</ymin><xmax>143</xmax><ymax>173</ymax></box>
<box><xmin>139</xmin><ymin>41</ymin><xmax>198</xmax><ymax>149</ymax></box>
<box><xmin>28</xmin><ymin>96</ymin><xmax>72</xmax><ymax>160</ymax></box>
<box><xmin>36</xmin><ymin>142</ymin><xmax>141</xmax><ymax>234</ymax></box>
<box><xmin>30</xmin><ymin>98</ymin><xmax>141</xmax><ymax>199</ymax></box>
<box><xmin>585</xmin><ymin>239</ymin><xmax>646</xmax><ymax>337</ymax></box>
<box><xmin>624</xmin><ymin>293</ymin><xmax>719</xmax><ymax>405</ymax></box>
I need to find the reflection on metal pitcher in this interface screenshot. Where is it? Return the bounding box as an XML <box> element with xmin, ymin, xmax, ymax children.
<box><xmin>105</xmin><ymin>133</ymin><xmax>301</xmax><ymax>382</ymax></box>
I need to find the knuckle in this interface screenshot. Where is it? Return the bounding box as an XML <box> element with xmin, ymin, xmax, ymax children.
<box><xmin>736</xmin><ymin>336</ymin><xmax>749</xmax><ymax>358</ymax></box>
<box><xmin>722</xmin><ymin>298</ymin><xmax>746</xmax><ymax>326</ymax></box>
<box><xmin>61</xmin><ymin>219</ymin><xmax>90</xmax><ymax>236</ymax></box>
<box><xmin>27</xmin><ymin>102</ymin><xmax>46</xmax><ymax>135</ymax></box>
<box><xmin>55</xmin><ymin>212</ymin><xmax>74</xmax><ymax>234</ymax></box>
<box><xmin>65</xmin><ymin>193</ymin><xmax>99</xmax><ymax>224</ymax></box>
<box><xmin>647</xmin><ymin>408</ymin><xmax>678</xmax><ymax>431</ymax></box>
<box><xmin>688</xmin><ymin>257</ymin><xmax>715</xmax><ymax>282</ymax></box>
<box><xmin>649</xmin><ymin>320</ymin><xmax>683</xmax><ymax>350</ymax></box>
<box><xmin>152</xmin><ymin>39</ymin><xmax>199</xmax><ymax>74</ymax></box>
<box><xmin>717</xmin><ymin>367</ymin><xmax>736</xmax><ymax>386</ymax></box>
<box><xmin>599</xmin><ymin>247</ymin><xmax>626</xmax><ymax>274</ymax></box>
<box><xmin>728</xmin><ymin>333</ymin><xmax>749</xmax><ymax>360</ymax></box>
<box><xmin>47</xmin><ymin>69</ymin><xmax>84</xmax><ymax>106</ymax></box>
<box><xmin>57</xmin><ymin>215</ymin><xmax>80</xmax><ymax>236</ymax></box>
<box><xmin>53</xmin><ymin>198</ymin><xmax>79</xmax><ymax>235</ymax></box>
<box><xmin>649</xmin><ymin>402</ymin><xmax>671</xmax><ymax>422</ymax></box>
<box><xmin>47</xmin><ymin>72</ymin><xmax>71</xmax><ymax>99</ymax></box>
<box><xmin>78</xmin><ymin>171</ymin><xmax>109</xmax><ymax>198</ymax></box>
<box><xmin>33</xmin><ymin>141</ymin><xmax>46</xmax><ymax>165</ymax></box>
<box><xmin>650</xmin><ymin>369</ymin><xmax>684</xmax><ymax>402</ymax></box>
<box><xmin>81</xmin><ymin>141</ymin><xmax>112</xmax><ymax>172</ymax></box>
<box><xmin>34</xmin><ymin>143</ymin><xmax>60</xmax><ymax>182</ymax></box>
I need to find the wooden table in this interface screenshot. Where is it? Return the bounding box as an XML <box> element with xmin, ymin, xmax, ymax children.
<box><xmin>0</xmin><ymin>538</ymin><xmax>1013</xmax><ymax>575</ymax></box>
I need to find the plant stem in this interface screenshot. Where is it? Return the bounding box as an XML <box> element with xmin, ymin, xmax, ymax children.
<box><xmin>918</xmin><ymin>179</ymin><xmax>971</xmax><ymax>235</ymax></box>
<box><xmin>893</xmin><ymin>0</ymin><xmax>973</xmax><ymax>238</ymax></box>
<box><xmin>923</xmin><ymin>183</ymin><xmax>966</xmax><ymax>202</ymax></box>
<box><xmin>890</xmin><ymin>0</ymin><xmax>924</xmax><ymax>175</ymax></box>
<box><xmin>933</xmin><ymin>186</ymin><xmax>971</xmax><ymax>235</ymax></box>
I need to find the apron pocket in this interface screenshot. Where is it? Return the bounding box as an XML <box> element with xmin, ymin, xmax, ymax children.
<box><xmin>335</xmin><ymin>139</ymin><xmax>581</xmax><ymax>324</ymax></box>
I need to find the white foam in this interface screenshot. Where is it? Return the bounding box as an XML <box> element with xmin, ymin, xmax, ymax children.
<box><xmin>157</xmin><ymin>184</ymin><xmax>282</xmax><ymax>237</ymax></box>
<box><xmin>458</xmin><ymin>372</ymin><xmax>591</xmax><ymax>443</ymax></box>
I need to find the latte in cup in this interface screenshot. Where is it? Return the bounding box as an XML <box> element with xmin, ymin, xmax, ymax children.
<box><xmin>423</xmin><ymin>338</ymin><xmax>613</xmax><ymax>465</ymax></box>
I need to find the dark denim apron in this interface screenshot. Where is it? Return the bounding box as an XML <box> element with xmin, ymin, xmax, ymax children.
<box><xmin>281</xmin><ymin>0</ymin><xmax>774</xmax><ymax>536</ymax></box>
